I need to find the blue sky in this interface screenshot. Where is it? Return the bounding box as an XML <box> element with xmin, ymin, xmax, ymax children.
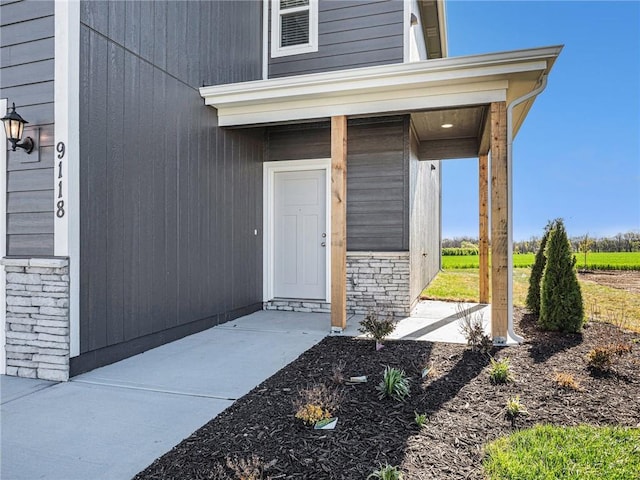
<box><xmin>441</xmin><ymin>1</ymin><xmax>640</xmax><ymax>240</ymax></box>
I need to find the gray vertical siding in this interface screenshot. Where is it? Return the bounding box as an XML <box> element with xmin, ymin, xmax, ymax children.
<box><xmin>266</xmin><ymin>117</ymin><xmax>409</xmax><ymax>251</ymax></box>
<box><xmin>409</xmin><ymin>125</ymin><xmax>440</xmax><ymax>304</ymax></box>
<box><xmin>0</xmin><ymin>0</ymin><xmax>55</xmax><ymax>255</ymax></box>
<box><xmin>75</xmin><ymin>0</ymin><xmax>264</xmax><ymax>372</ymax></box>
<box><xmin>269</xmin><ymin>0</ymin><xmax>404</xmax><ymax>78</ymax></box>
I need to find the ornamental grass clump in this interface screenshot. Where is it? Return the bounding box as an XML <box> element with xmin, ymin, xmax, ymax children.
<box><xmin>457</xmin><ymin>303</ymin><xmax>492</xmax><ymax>354</ymax></box>
<box><xmin>376</xmin><ymin>366</ymin><xmax>410</xmax><ymax>401</ymax></box>
<box><xmin>539</xmin><ymin>219</ymin><xmax>584</xmax><ymax>332</ymax></box>
<box><xmin>488</xmin><ymin>356</ymin><xmax>514</xmax><ymax>384</ymax></box>
<box><xmin>505</xmin><ymin>395</ymin><xmax>528</xmax><ymax>426</ymax></box>
<box><xmin>552</xmin><ymin>372</ymin><xmax>582</xmax><ymax>391</ymax></box>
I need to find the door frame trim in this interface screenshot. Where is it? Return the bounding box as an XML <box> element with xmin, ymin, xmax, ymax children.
<box><xmin>263</xmin><ymin>159</ymin><xmax>332</xmax><ymax>303</ymax></box>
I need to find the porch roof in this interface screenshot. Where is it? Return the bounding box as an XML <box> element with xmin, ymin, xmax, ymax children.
<box><xmin>200</xmin><ymin>45</ymin><xmax>562</xmax><ymax>149</ymax></box>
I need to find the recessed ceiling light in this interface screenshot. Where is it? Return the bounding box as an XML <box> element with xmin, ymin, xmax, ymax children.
<box><xmin>441</xmin><ymin>123</ymin><xmax>453</xmax><ymax>129</ymax></box>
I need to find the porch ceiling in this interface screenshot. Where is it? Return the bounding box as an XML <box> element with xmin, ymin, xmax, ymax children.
<box><xmin>200</xmin><ymin>45</ymin><xmax>562</xmax><ymax>155</ymax></box>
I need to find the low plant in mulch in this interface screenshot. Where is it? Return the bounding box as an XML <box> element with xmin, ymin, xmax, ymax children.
<box><xmin>293</xmin><ymin>384</ymin><xmax>341</xmax><ymax>426</ymax></box>
<box><xmin>552</xmin><ymin>371</ymin><xmax>582</xmax><ymax>391</ymax></box>
<box><xmin>359</xmin><ymin>312</ymin><xmax>396</xmax><ymax>350</ymax></box>
<box><xmin>457</xmin><ymin>303</ymin><xmax>492</xmax><ymax>353</ymax></box>
<box><xmin>504</xmin><ymin>395</ymin><xmax>528</xmax><ymax>427</ymax></box>
<box><xmin>586</xmin><ymin>343</ymin><xmax>633</xmax><ymax>372</ymax></box>
<box><xmin>414</xmin><ymin>412</ymin><xmax>427</xmax><ymax>429</ymax></box>
<box><xmin>376</xmin><ymin>366</ymin><xmax>410</xmax><ymax>401</ymax></box>
<box><xmin>488</xmin><ymin>357</ymin><xmax>514</xmax><ymax>384</ymax></box>
<box><xmin>367</xmin><ymin>463</ymin><xmax>404</xmax><ymax>480</ymax></box>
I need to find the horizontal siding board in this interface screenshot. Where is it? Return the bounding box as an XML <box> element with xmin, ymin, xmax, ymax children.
<box><xmin>7</xmin><ymin>168</ymin><xmax>52</xmax><ymax>192</ymax></box>
<box><xmin>7</xmin><ymin>212</ymin><xmax>53</xmax><ymax>234</ymax></box>
<box><xmin>319</xmin><ymin>0</ymin><xmax>402</xmax><ymax>22</ymax></box>
<box><xmin>6</xmin><ymin>234</ymin><xmax>53</xmax><ymax>255</ymax></box>
<box><xmin>0</xmin><ymin>15</ymin><xmax>53</xmax><ymax>46</ymax></box>
<box><xmin>0</xmin><ymin>81</ymin><xmax>54</xmax><ymax>107</ymax></box>
<box><xmin>7</xmin><ymin>190</ymin><xmax>53</xmax><ymax>213</ymax></box>
<box><xmin>6</xmin><ymin>102</ymin><xmax>54</xmax><ymax>125</ymax></box>
<box><xmin>0</xmin><ymin>37</ymin><xmax>54</xmax><ymax>68</ymax></box>
<box><xmin>0</xmin><ymin>58</ymin><xmax>54</xmax><ymax>88</ymax></box>
<box><xmin>0</xmin><ymin>0</ymin><xmax>53</xmax><ymax>26</ymax></box>
<box><xmin>270</xmin><ymin>48</ymin><xmax>402</xmax><ymax>77</ymax></box>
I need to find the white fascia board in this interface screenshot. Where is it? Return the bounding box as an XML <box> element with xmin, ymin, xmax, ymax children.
<box><xmin>218</xmin><ymin>82</ymin><xmax>508</xmax><ymax>126</ymax></box>
<box><xmin>437</xmin><ymin>0</ymin><xmax>448</xmax><ymax>57</ymax></box>
<box><xmin>200</xmin><ymin>46</ymin><xmax>561</xmax><ymax>126</ymax></box>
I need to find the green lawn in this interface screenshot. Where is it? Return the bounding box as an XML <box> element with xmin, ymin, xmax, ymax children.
<box><xmin>422</xmin><ymin>268</ymin><xmax>640</xmax><ymax>332</ymax></box>
<box><xmin>442</xmin><ymin>251</ymin><xmax>640</xmax><ymax>270</ymax></box>
<box><xmin>484</xmin><ymin>425</ymin><xmax>640</xmax><ymax>480</ymax></box>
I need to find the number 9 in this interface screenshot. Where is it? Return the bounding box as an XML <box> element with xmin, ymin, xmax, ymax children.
<box><xmin>56</xmin><ymin>141</ymin><xmax>66</xmax><ymax>159</ymax></box>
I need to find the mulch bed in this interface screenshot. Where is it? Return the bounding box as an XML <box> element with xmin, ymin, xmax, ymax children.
<box><xmin>135</xmin><ymin>309</ymin><xmax>640</xmax><ymax>479</ymax></box>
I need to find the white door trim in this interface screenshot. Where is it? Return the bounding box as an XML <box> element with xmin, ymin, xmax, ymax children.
<box><xmin>1</xmin><ymin>97</ymin><xmax>7</xmax><ymax>374</ymax></box>
<box><xmin>263</xmin><ymin>159</ymin><xmax>331</xmax><ymax>303</ymax></box>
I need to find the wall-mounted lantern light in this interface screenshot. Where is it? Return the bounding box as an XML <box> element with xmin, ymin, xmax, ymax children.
<box><xmin>2</xmin><ymin>103</ymin><xmax>34</xmax><ymax>154</ymax></box>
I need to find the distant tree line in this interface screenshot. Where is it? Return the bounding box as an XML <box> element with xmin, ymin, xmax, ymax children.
<box><xmin>442</xmin><ymin>231</ymin><xmax>640</xmax><ymax>254</ymax></box>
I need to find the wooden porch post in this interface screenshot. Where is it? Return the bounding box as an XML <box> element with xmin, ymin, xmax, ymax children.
<box><xmin>478</xmin><ymin>153</ymin><xmax>489</xmax><ymax>304</ymax></box>
<box><xmin>331</xmin><ymin>115</ymin><xmax>347</xmax><ymax>330</ymax></box>
<box><xmin>490</xmin><ymin>102</ymin><xmax>508</xmax><ymax>341</ymax></box>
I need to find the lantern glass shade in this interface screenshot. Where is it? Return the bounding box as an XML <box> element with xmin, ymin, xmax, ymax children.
<box><xmin>2</xmin><ymin>103</ymin><xmax>28</xmax><ymax>143</ymax></box>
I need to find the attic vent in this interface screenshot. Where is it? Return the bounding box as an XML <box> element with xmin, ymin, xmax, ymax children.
<box><xmin>271</xmin><ymin>0</ymin><xmax>318</xmax><ymax>58</ymax></box>
<box><xmin>426</xmin><ymin>26</ymin><xmax>438</xmax><ymax>37</ymax></box>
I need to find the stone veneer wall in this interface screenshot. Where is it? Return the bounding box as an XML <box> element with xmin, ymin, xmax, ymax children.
<box><xmin>347</xmin><ymin>252</ymin><xmax>410</xmax><ymax>317</ymax></box>
<box><xmin>2</xmin><ymin>258</ymin><xmax>70</xmax><ymax>381</ymax></box>
<box><xmin>264</xmin><ymin>252</ymin><xmax>411</xmax><ymax>317</ymax></box>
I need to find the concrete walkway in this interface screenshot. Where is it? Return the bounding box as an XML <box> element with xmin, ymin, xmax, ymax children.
<box><xmin>1</xmin><ymin>301</ymin><xmax>483</xmax><ymax>480</ymax></box>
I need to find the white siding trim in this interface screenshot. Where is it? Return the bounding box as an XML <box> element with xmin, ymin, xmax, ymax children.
<box><xmin>263</xmin><ymin>0</ymin><xmax>269</xmax><ymax>79</ymax></box>
<box><xmin>270</xmin><ymin>0</ymin><xmax>318</xmax><ymax>58</ymax></box>
<box><xmin>403</xmin><ymin>0</ymin><xmax>410</xmax><ymax>62</ymax></box>
<box><xmin>0</xmin><ymin>98</ymin><xmax>6</xmax><ymax>374</ymax></box>
<box><xmin>263</xmin><ymin>159</ymin><xmax>331</xmax><ymax>303</ymax></box>
<box><xmin>54</xmin><ymin>0</ymin><xmax>80</xmax><ymax>358</ymax></box>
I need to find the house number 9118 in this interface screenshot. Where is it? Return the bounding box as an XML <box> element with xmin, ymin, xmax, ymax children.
<box><xmin>56</xmin><ymin>141</ymin><xmax>65</xmax><ymax>218</ymax></box>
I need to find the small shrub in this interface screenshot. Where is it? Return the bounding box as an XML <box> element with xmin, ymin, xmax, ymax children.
<box><xmin>505</xmin><ymin>395</ymin><xmax>528</xmax><ymax>426</ymax></box>
<box><xmin>294</xmin><ymin>384</ymin><xmax>341</xmax><ymax>426</ymax></box>
<box><xmin>367</xmin><ymin>464</ymin><xmax>404</xmax><ymax>480</ymax></box>
<box><xmin>331</xmin><ymin>360</ymin><xmax>346</xmax><ymax>385</ymax></box>
<box><xmin>226</xmin><ymin>455</ymin><xmax>274</xmax><ymax>480</ymax></box>
<box><xmin>457</xmin><ymin>303</ymin><xmax>492</xmax><ymax>353</ymax></box>
<box><xmin>526</xmin><ymin>220</ymin><xmax>554</xmax><ymax>316</ymax></box>
<box><xmin>488</xmin><ymin>357</ymin><xmax>514</xmax><ymax>384</ymax></box>
<box><xmin>359</xmin><ymin>312</ymin><xmax>396</xmax><ymax>342</ymax></box>
<box><xmin>539</xmin><ymin>219</ymin><xmax>584</xmax><ymax>332</ymax></box>
<box><xmin>376</xmin><ymin>366</ymin><xmax>410</xmax><ymax>401</ymax></box>
<box><xmin>414</xmin><ymin>412</ymin><xmax>427</xmax><ymax>428</ymax></box>
<box><xmin>552</xmin><ymin>372</ymin><xmax>582</xmax><ymax>391</ymax></box>
<box><xmin>587</xmin><ymin>343</ymin><xmax>633</xmax><ymax>371</ymax></box>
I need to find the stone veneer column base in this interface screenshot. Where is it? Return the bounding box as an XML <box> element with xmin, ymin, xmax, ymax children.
<box><xmin>264</xmin><ymin>300</ymin><xmax>331</xmax><ymax>314</ymax></box>
<box><xmin>347</xmin><ymin>251</ymin><xmax>410</xmax><ymax>317</ymax></box>
<box><xmin>2</xmin><ymin>257</ymin><xmax>70</xmax><ymax>381</ymax></box>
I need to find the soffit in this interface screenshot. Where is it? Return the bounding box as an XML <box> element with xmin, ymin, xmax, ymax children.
<box><xmin>200</xmin><ymin>45</ymin><xmax>562</xmax><ymax>142</ymax></box>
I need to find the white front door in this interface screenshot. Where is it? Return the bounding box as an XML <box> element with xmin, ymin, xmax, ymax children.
<box><xmin>274</xmin><ymin>169</ymin><xmax>327</xmax><ymax>300</ymax></box>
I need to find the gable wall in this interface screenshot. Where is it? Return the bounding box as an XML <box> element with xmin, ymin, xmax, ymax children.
<box><xmin>0</xmin><ymin>0</ymin><xmax>55</xmax><ymax>256</ymax></box>
<box><xmin>74</xmin><ymin>0</ymin><xmax>264</xmax><ymax>372</ymax></box>
<box><xmin>268</xmin><ymin>0</ymin><xmax>405</xmax><ymax>78</ymax></box>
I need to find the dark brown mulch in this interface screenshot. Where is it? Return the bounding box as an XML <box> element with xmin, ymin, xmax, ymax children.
<box><xmin>135</xmin><ymin>309</ymin><xmax>640</xmax><ymax>480</ymax></box>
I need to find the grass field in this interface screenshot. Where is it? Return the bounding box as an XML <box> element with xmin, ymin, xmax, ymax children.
<box><xmin>484</xmin><ymin>425</ymin><xmax>640</xmax><ymax>480</ymax></box>
<box><xmin>422</xmin><ymin>268</ymin><xmax>640</xmax><ymax>332</ymax></box>
<box><xmin>442</xmin><ymin>251</ymin><xmax>640</xmax><ymax>270</ymax></box>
